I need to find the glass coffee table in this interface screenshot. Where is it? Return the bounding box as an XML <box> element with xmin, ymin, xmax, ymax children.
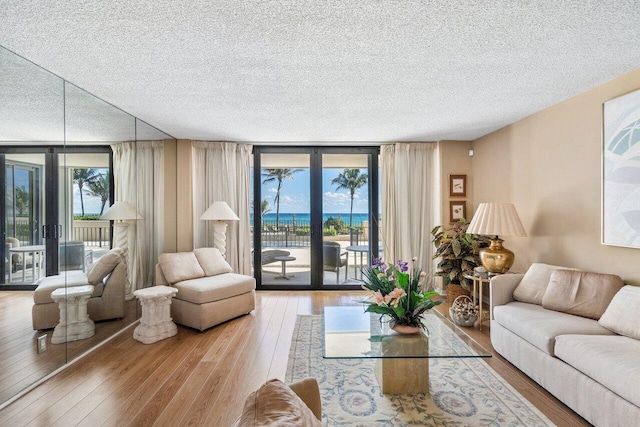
<box><xmin>323</xmin><ymin>306</ymin><xmax>491</xmax><ymax>394</ymax></box>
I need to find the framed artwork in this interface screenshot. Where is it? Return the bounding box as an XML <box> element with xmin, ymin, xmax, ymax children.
<box><xmin>449</xmin><ymin>175</ymin><xmax>466</xmax><ymax>197</ymax></box>
<box><xmin>450</xmin><ymin>200</ymin><xmax>467</xmax><ymax>223</ymax></box>
<box><xmin>602</xmin><ymin>88</ymin><xmax>640</xmax><ymax>248</ymax></box>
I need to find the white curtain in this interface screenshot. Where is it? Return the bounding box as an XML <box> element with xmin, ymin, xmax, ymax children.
<box><xmin>111</xmin><ymin>141</ymin><xmax>164</xmax><ymax>298</ymax></box>
<box><xmin>381</xmin><ymin>143</ymin><xmax>440</xmax><ymax>289</ymax></box>
<box><xmin>192</xmin><ymin>141</ymin><xmax>252</xmax><ymax>274</ymax></box>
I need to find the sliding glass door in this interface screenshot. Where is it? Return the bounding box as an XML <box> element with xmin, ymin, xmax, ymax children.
<box><xmin>253</xmin><ymin>147</ymin><xmax>379</xmax><ymax>289</ymax></box>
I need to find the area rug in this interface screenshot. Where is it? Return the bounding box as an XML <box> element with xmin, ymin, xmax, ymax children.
<box><xmin>286</xmin><ymin>315</ymin><xmax>555</xmax><ymax>427</ymax></box>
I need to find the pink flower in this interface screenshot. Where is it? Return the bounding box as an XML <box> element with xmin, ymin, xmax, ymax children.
<box><xmin>420</xmin><ymin>271</ymin><xmax>426</xmax><ymax>277</ymax></box>
<box><xmin>370</xmin><ymin>291</ymin><xmax>387</xmax><ymax>305</ymax></box>
<box><xmin>387</xmin><ymin>288</ymin><xmax>407</xmax><ymax>307</ymax></box>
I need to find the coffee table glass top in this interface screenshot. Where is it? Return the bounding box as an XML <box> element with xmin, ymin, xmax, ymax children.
<box><xmin>323</xmin><ymin>306</ymin><xmax>491</xmax><ymax>359</ymax></box>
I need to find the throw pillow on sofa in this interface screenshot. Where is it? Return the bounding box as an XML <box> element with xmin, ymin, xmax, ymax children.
<box><xmin>513</xmin><ymin>263</ymin><xmax>579</xmax><ymax>305</ymax></box>
<box><xmin>87</xmin><ymin>247</ymin><xmax>124</xmax><ymax>285</ymax></box>
<box><xmin>238</xmin><ymin>379</ymin><xmax>322</xmax><ymax>427</ymax></box>
<box><xmin>599</xmin><ymin>285</ymin><xmax>640</xmax><ymax>340</ymax></box>
<box><xmin>541</xmin><ymin>270</ymin><xmax>624</xmax><ymax>320</ymax></box>
<box><xmin>158</xmin><ymin>252</ymin><xmax>205</xmax><ymax>284</ymax></box>
<box><xmin>193</xmin><ymin>247</ymin><xmax>232</xmax><ymax>276</ymax></box>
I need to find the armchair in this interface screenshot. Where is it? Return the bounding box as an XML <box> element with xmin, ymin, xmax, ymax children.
<box><xmin>323</xmin><ymin>241</ymin><xmax>349</xmax><ymax>284</ymax></box>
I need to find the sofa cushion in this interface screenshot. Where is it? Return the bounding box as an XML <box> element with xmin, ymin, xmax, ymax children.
<box><xmin>193</xmin><ymin>247</ymin><xmax>232</xmax><ymax>276</ymax></box>
<box><xmin>541</xmin><ymin>270</ymin><xmax>624</xmax><ymax>320</ymax></box>
<box><xmin>555</xmin><ymin>334</ymin><xmax>640</xmax><ymax>407</ymax></box>
<box><xmin>238</xmin><ymin>379</ymin><xmax>322</xmax><ymax>427</ymax></box>
<box><xmin>599</xmin><ymin>285</ymin><xmax>640</xmax><ymax>340</ymax></box>
<box><xmin>159</xmin><ymin>252</ymin><xmax>205</xmax><ymax>284</ymax></box>
<box><xmin>513</xmin><ymin>263</ymin><xmax>579</xmax><ymax>305</ymax></box>
<box><xmin>87</xmin><ymin>248</ymin><xmax>124</xmax><ymax>285</ymax></box>
<box><xmin>493</xmin><ymin>301</ymin><xmax>615</xmax><ymax>356</ymax></box>
<box><xmin>173</xmin><ymin>273</ymin><xmax>255</xmax><ymax>304</ymax></box>
<box><xmin>33</xmin><ymin>271</ymin><xmax>103</xmax><ymax>304</ymax></box>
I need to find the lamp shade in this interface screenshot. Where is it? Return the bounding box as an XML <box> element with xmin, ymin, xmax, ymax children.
<box><xmin>466</xmin><ymin>203</ymin><xmax>527</xmax><ymax>237</ymax></box>
<box><xmin>200</xmin><ymin>201</ymin><xmax>239</xmax><ymax>221</ymax></box>
<box><xmin>101</xmin><ymin>201</ymin><xmax>143</xmax><ymax>220</ymax></box>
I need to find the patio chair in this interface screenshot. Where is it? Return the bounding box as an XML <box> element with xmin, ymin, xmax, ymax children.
<box><xmin>323</xmin><ymin>241</ymin><xmax>348</xmax><ymax>284</ymax></box>
<box><xmin>59</xmin><ymin>241</ymin><xmax>87</xmax><ymax>272</ymax></box>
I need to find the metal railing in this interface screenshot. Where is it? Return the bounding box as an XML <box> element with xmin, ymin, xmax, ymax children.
<box><xmin>72</xmin><ymin>225</ymin><xmax>111</xmax><ymax>247</ymax></box>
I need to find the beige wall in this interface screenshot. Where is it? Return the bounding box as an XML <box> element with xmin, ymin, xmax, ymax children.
<box><xmin>439</xmin><ymin>141</ymin><xmax>473</xmax><ymax>227</ymax></box>
<box><xmin>472</xmin><ymin>68</ymin><xmax>640</xmax><ymax>285</ymax></box>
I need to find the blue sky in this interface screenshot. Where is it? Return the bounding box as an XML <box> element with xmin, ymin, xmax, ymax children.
<box><xmin>259</xmin><ymin>168</ymin><xmax>370</xmax><ymax>214</ymax></box>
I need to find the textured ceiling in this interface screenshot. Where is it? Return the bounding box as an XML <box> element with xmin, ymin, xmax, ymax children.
<box><xmin>1</xmin><ymin>1</ymin><xmax>640</xmax><ymax>142</ymax></box>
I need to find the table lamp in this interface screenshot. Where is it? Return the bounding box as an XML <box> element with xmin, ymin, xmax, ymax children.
<box><xmin>466</xmin><ymin>203</ymin><xmax>527</xmax><ymax>274</ymax></box>
<box><xmin>101</xmin><ymin>201</ymin><xmax>143</xmax><ymax>260</ymax></box>
<box><xmin>200</xmin><ymin>201</ymin><xmax>239</xmax><ymax>258</ymax></box>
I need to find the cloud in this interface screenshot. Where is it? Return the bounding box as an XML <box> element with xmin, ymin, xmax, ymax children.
<box><xmin>323</xmin><ymin>191</ymin><xmax>350</xmax><ymax>206</ymax></box>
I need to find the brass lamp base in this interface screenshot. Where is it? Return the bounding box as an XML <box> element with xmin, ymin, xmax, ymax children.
<box><xmin>479</xmin><ymin>238</ymin><xmax>514</xmax><ymax>274</ymax></box>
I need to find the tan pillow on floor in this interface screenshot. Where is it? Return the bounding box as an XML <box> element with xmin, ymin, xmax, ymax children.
<box><xmin>158</xmin><ymin>252</ymin><xmax>205</xmax><ymax>284</ymax></box>
<box><xmin>542</xmin><ymin>270</ymin><xmax>624</xmax><ymax>320</ymax></box>
<box><xmin>238</xmin><ymin>379</ymin><xmax>322</xmax><ymax>427</ymax></box>
<box><xmin>87</xmin><ymin>248</ymin><xmax>124</xmax><ymax>285</ymax></box>
<box><xmin>513</xmin><ymin>263</ymin><xmax>579</xmax><ymax>305</ymax></box>
<box><xmin>193</xmin><ymin>247</ymin><xmax>232</xmax><ymax>276</ymax></box>
<box><xmin>599</xmin><ymin>285</ymin><xmax>640</xmax><ymax>339</ymax></box>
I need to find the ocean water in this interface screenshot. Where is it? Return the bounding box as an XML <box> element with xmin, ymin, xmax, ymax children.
<box><xmin>256</xmin><ymin>213</ymin><xmax>369</xmax><ymax>226</ymax></box>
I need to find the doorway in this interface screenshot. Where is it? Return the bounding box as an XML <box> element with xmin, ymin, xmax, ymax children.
<box><xmin>0</xmin><ymin>146</ymin><xmax>112</xmax><ymax>288</ymax></box>
<box><xmin>253</xmin><ymin>147</ymin><xmax>380</xmax><ymax>289</ymax></box>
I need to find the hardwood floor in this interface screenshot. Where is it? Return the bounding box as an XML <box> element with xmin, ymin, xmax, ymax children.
<box><xmin>0</xmin><ymin>291</ymin><xmax>590</xmax><ymax>426</ymax></box>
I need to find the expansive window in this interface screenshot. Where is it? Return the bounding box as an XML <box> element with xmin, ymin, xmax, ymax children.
<box><xmin>252</xmin><ymin>147</ymin><xmax>379</xmax><ymax>289</ymax></box>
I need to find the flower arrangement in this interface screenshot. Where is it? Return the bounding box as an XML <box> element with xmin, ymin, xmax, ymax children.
<box><xmin>360</xmin><ymin>257</ymin><xmax>443</xmax><ymax>331</ymax></box>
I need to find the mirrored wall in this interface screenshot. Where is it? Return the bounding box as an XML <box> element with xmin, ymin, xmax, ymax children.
<box><xmin>0</xmin><ymin>45</ymin><xmax>175</xmax><ymax>406</ymax></box>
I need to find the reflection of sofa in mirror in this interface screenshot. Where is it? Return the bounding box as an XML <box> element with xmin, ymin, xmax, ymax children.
<box><xmin>59</xmin><ymin>240</ymin><xmax>92</xmax><ymax>272</ymax></box>
<box><xmin>32</xmin><ymin>248</ymin><xmax>127</xmax><ymax>330</ymax></box>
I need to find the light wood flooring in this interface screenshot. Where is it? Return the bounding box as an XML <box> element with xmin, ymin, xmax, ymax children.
<box><xmin>0</xmin><ymin>291</ymin><xmax>590</xmax><ymax>426</ymax></box>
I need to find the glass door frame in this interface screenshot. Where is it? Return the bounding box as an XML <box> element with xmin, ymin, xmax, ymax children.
<box><xmin>253</xmin><ymin>146</ymin><xmax>380</xmax><ymax>290</ymax></box>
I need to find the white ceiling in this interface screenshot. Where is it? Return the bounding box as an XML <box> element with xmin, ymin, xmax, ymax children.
<box><xmin>1</xmin><ymin>1</ymin><xmax>640</xmax><ymax>143</ymax></box>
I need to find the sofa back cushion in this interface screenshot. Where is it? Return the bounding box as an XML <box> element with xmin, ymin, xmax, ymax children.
<box><xmin>87</xmin><ymin>248</ymin><xmax>124</xmax><ymax>285</ymax></box>
<box><xmin>599</xmin><ymin>285</ymin><xmax>640</xmax><ymax>340</ymax></box>
<box><xmin>158</xmin><ymin>252</ymin><xmax>205</xmax><ymax>284</ymax></box>
<box><xmin>193</xmin><ymin>247</ymin><xmax>232</xmax><ymax>276</ymax></box>
<box><xmin>541</xmin><ymin>270</ymin><xmax>624</xmax><ymax>319</ymax></box>
<box><xmin>238</xmin><ymin>379</ymin><xmax>322</xmax><ymax>427</ymax></box>
<box><xmin>513</xmin><ymin>263</ymin><xmax>578</xmax><ymax>305</ymax></box>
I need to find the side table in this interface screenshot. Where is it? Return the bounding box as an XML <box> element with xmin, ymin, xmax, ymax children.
<box><xmin>274</xmin><ymin>256</ymin><xmax>296</xmax><ymax>280</ymax></box>
<box><xmin>51</xmin><ymin>285</ymin><xmax>95</xmax><ymax>344</ymax></box>
<box><xmin>133</xmin><ymin>285</ymin><xmax>178</xmax><ymax>344</ymax></box>
<box><xmin>463</xmin><ymin>273</ymin><xmax>493</xmax><ymax>330</ymax></box>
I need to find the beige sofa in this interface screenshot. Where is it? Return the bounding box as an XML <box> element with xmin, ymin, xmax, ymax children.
<box><xmin>490</xmin><ymin>263</ymin><xmax>640</xmax><ymax>427</ymax></box>
<box><xmin>155</xmin><ymin>248</ymin><xmax>255</xmax><ymax>331</ymax></box>
<box><xmin>32</xmin><ymin>248</ymin><xmax>127</xmax><ymax>330</ymax></box>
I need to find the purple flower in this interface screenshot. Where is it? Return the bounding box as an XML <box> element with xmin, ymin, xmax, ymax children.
<box><xmin>372</xmin><ymin>257</ymin><xmax>383</xmax><ymax>267</ymax></box>
<box><xmin>396</xmin><ymin>260</ymin><xmax>409</xmax><ymax>272</ymax></box>
<box><xmin>380</xmin><ymin>263</ymin><xmax>388</xmax><ymax>271</ymax></box>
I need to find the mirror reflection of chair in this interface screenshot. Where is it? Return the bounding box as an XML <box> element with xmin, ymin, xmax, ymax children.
<box><xmin>323</xmin><ymin>241</ymin><xmax>349</xmax><ymax>284</ymax></box>
<box><xmin>6</xmin><ymin>237</ymin><xmax>35</xmax><ymax>282</ymax></box>
<box><xmin>59</xmin><ymin>241</ymin><xmax>91</xmax><ymax>272</ymax></box>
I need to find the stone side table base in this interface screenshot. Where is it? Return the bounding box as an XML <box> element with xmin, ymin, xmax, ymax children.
<box><xmin>134</xmin><ymin>285</ymin><xmax>179</xmax><ymax>344</ymax></box>
<box><xmin>51</xmin><ymin>285</ymin><xmax>96</xmax><ymax>344</ymax></box>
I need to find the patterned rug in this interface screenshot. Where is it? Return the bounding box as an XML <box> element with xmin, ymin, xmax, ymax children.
<box><xmin>286</xmin><ymin>315</ymin><xmax>555</xmax><ymax>427</ymax></box>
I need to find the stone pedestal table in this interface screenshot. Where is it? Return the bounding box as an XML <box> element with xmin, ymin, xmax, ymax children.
<box><xmin>51</xmin><ymin>285</ymin><xmax>95</xmax><ymax>344</ymax></box>
<box><xmin>133</xmin><ymin>285</ymin><xmax>178</xmax><ymax>344</ymax></box>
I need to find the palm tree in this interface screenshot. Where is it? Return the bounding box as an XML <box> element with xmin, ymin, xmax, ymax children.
<box><xmin>73</xmin><ymin>168</ymin><xmax>99</xmax><ymax>216</ymax></box>
<box><xmin>14</xmin><ymin>186</ymin><xmax>30</xmax><ymax>216</ymax></box>
<box><xmin>262</xmin><ymin>168</ymin><xmax>302</xmax><ymax>230</ymax></box>
<box><xmin>85</xmin><ymin>172</ymin><xmax>110</xmax><ymax>215</ymax></box>
<box><xmin>260</xmin><ymin>199</ymin><xmax>272</xmax><ymax>218</ymax></box>
<box><xmin>331</xmin><ymin>168</ymin><xmax>368</xmax><ymax>231</ymax></box>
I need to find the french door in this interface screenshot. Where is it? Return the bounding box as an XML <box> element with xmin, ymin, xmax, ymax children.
<box><xmin>0</xmin><ymin>146</ymin><xmax>112</xmax><ymax>288</ymax></box>
<box><xmin>253</xmin><ymin>147</ymin><xmax>380</xmax><ymax>290</ymax></box>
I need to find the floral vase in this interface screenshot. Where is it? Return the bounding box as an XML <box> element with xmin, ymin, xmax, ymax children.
<box><xmin>389</xmin><ymin>321</ymin><xmax>421</xmax><ymax>335</ymax></box>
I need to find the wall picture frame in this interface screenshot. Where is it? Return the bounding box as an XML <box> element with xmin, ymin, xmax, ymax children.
<box><xmin>450</xmin><ymin>200</ymin><xmax>467</xmax><ymax>223</ymax></box>
<box><xmin>602</xmin><ymin>88</ymin><xmax>640</xmax><ymax>248</ymax></box>
<box><xmin>449</xmin><ymin>175</ymin><xmax>466</xmax><ymax>197</ymax></box>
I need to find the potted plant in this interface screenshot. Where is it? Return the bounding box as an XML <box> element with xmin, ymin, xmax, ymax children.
<box><xmin>431</xmin><ymin>219</ymin><xmax>490</xmax><ymax>302</ymax></box>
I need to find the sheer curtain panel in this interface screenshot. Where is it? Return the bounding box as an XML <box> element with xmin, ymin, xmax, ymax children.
<box><xmin>111</xmin><ymin>141</ymin><xmax>164</xmax><ymax>299</ymax></box>
<box><xmin>381</xmin><ymin>143</ymin><xmax>440</xmax><ymax>289</ymax></box>
<box><xmin>192</xmin><ymin>142</ymin><xmax>252</xmax><ymax>274</ymax></box>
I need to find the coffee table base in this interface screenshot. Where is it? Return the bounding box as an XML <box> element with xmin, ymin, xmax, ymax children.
<box><xmin>374</xmin><ymin>357</ymin><xmax>429</xmax><ymax>394</ymax></box>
